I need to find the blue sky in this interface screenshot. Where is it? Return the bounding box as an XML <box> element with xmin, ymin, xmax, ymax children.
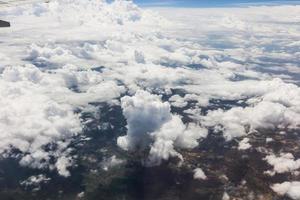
<box><xmin>134</xmin><ymin>0</ymin><xmax>300</xmax><ymax>7</ymax></box>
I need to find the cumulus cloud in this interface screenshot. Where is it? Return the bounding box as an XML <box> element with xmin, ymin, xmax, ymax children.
<box><xmin>272</xmin><ymin>182</ymin><xmax>300</xmax><ymax>200</ymax></box>
<box><xmin>202</xmin><ymin>95</ymin><xmax>300</xmax><ymax>140</ymax></box>
<box><xmin>238</xmin><ymin>138</ymin><xmax>251</xmax><ymax>150</ymax></box>
<box><xmin>169</xmin><ymin>94</ymin><xmax>188</xmax><ymax>108</ymax></box>
<box><xmin>0</xmin><ymin>64</ymin><xmax>124</xmax><ymax>176</ymax></box>
<box><xmin>117</xmin><ymin>90</ymin><xmax>207</xmax><ymax>166</ymax></box>
<box><xmin>0</xmin><ymin>0</ymin><xmax>299</xmax><ymax>180</ymax></box>
<box><xmin>0</xmin><ymin>65</ymin><xmax>82</xmax><ymax>176</ymax></box>
<box><xmin>20</xmin><ymin>174</ymin><xmax>50</xmax><ymax>191</ymax></box>
<box><xmin>193</xmin><ymin>168</ymin><xmax>207</xmax><ymax>180</ymax></box>
<box><xmin>264</xmin><ymin>153</ymin><xmax>300</xmax><ymax>175</ymax></box>
<box><xmin>0</xmin><ymin>0</ymin><xmax>171</xmax><ymax>176</ymax></box>
<box><xmin>222</xmin><ymin>192</ymin><xmax>230</xmax><ymax>200</ymax></box>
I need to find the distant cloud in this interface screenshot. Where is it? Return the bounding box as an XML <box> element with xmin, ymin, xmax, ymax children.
<box><xmin>138</xmin><ymin>0</ymin><xmax>181</xmax><ymax>7</ymax></box>
<box><xmin>234</xmin><ymin>0</ymin><xmax>300</xmax><ymax>6</ymax></box>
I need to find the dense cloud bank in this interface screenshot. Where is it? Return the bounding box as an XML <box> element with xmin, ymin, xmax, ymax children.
<box><xmin>0</xmin><ymin>1</ymin><xmax>300</xmax><ymax>194</ymax></box>
<box><xmin>0</xmin><ymin>63</ymin><xmax>125</xmax><ymax>175</ymax></box>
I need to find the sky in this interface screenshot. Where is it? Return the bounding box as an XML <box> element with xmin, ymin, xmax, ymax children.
<box><xmin>134</xmin><ymin>0</ymin><xmax>300</xmax><ymax>7</ymax></box>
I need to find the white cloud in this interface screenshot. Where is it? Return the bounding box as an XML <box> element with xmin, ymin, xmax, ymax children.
<box><xmin>0</xmin><ymin>0</ymin><xmax>300</xmax><ymax>178</ymax></box>
<box><xmin>20</xmin><ymin>174</ymin><xmax>50</xmax><ymax>191</ymax></box>
<box><xmin>117</xmin><ymin>90</ymin><xmax>173</xmax><ymax>151</ymax></box>
<box><xmin>222</xmin><ymin>192</ymin><xmax>230</xmax><ymax>200</ymax></box>
<box><xmin>272</xmin><ymin>182</ymin><xmax>300</xmax><ymax>200</ymax></box>
<box><xmin>238</xmin><ymin>138</ymin><xmax>251</xmax><ymax>150</ymax></box>
<box><xmin>193</xmin><ymin>168</ymin><xmax>207</xmax><ymax>180</ymax></box>
<box><xmin>201</xmin><ymin>95</ymin><xmax>300</xmax><ymax>140</ymax></box>
<box><xmin>265</xmin><ymin>153</ymin><xmax>300</xmax><ymax>175</ymax></box>
<box><xmin>117</xmin><ymin>90</ymin><xmax>207</xmax><ymax>166</ymax></box>
<box><xmin>55</xmin><ymin>155</ymin><xmax>73</xmax><ymax>177</ymax></box>
<box><xmin>0</xmin><ymin>66</ymin><xmax>82</xmax><ymax>175</ymax></box>
<box><xmin>0</xmin><ymin>62</ymin><xmax>126</xmax><ymax>176</ymax></box>
<box><xmin>169</xmin><ymin>94</ymin><xmax>188</xmax><ymax>108</ymax></box>
<box><xmin>101</xmin><ymin>155</ymin><xmax>124</xmax><ymax>171</ymax></box>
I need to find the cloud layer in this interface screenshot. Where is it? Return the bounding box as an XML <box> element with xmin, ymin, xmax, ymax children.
<box><xmin>0</xmin><ymin>1</ymin><xmax>299</xmax><ymax>193</ymax></box>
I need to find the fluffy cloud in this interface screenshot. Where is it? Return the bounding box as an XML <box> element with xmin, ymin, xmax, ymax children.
<box><xmin>0</xmin><ymin>0</ymin><xmax>300</xmax><ymax>180</ymax></box>
<box><xmin>20</xmin><ymin>174</ymin><xmax>50</xmax><ymax>191</ymax></box>
<box><xmin>238</xmin><ymin>138</ymin><xmax>251</xmax><ymax>150</ymax></box>
<box><xmin>202</xmin><ymin>96</ymin><xmax>300</xmax><ymax>140</ymax></box>
<box><xmin>0</xmin><ymin>64</ymin><xmax>124</xmax><ymax>176</ymax></box>
<box><xmin>272</xmin><ymin>182</ymin><xmax>300</xmax><ymax>200</ymax></box>
<box><xmin>193</xmin><ymin>168</ymin><xmax>207</xmax><ymax>180</ymax></box>
<box><xmin>0</xmin><ymin>65</ymin><xmax>82</xmax><ymax>176</ymax></box>
<box><xmin>264</xmin><ymin>153</ymin><xmax>300</xmax><ymax>175</ymax></box>
<box><xmin>117</xmin><ymin>90</ymin><xmax>207</xmax><ymax>166</ymax></box>
<box><xmin>222</xmin><ymin>192</ymin><xmax>230</xmax><ymax>200</ymax></box>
